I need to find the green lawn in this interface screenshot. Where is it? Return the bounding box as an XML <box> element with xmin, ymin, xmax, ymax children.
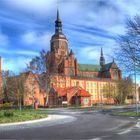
<box><xmin>112</xmin><ymin>112</ymin><xmax>140</xmax><ymax>117</ymax></box>
<box><xmin>0</xmin><ymin>110</ymin><xmax>48</xmax><ymax>124</ymax></box>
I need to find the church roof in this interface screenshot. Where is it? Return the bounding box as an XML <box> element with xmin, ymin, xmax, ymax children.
<box><xmin>78</xmin><ymin>64</ymin><xmax>100</xmax><ymax>72</ymax></box>
<box><xmin>104</xmin><ymin>61</ymin><xmax>118</xmax><ymax>70</ymax></box>
<box><xmin>104</xmin><ymin>62</ymin><xmax>113</xmax><ymax>70</ymax></box>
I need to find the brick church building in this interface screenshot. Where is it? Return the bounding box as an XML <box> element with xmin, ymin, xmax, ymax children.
<box><xmin>39</xmin><ymin>10</ymin><xmax>122</xmax><ymax>107</ymax></box>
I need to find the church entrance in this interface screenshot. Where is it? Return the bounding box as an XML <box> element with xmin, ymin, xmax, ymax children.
<box><xmin>71</xmin><ymin>94</ymin><xmax>81</xmax><ymax>106</ymax></box>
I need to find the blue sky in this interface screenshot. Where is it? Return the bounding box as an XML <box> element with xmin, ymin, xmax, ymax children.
<box><xmin>0</xmin><ymin>0</ymin><xmax>140</xmax><ymax>74</ymax></box>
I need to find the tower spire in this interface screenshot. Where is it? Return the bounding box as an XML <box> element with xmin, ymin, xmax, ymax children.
<box><xmin>57</xmin><ymin>9</ymin><xmax>61</xmax><ymax>22</ymax></box>
<box><xmin>100</xmin><ymin>47</ymin><xmax>105</xmax><ymax>67</ymax></box>
<box><xmin>101</xmin><ymin>47</ymin><xmax>103</xmax><ymax>56</ymax></box>
<box><xmin>112</xmin><ymin>57</ymin><xmax>115</xmax><ymax>63</ymax></box>
<box><xmin>55</xmin><ymin>9</ymin><xmax>62</xmax><ymax>34</ymax></box>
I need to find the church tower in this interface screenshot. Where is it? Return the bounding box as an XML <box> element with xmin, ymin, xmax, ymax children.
<box><xmin>49</xmin><ymin>10</ymin><xmax>68</xmax><ymax>73</ymax></box>
<box><xmin>100</xmin><ymin>48</ymin><xmax>105</xmax><ymax>68</ymax></box>
<box><xmin>50</xmin><ymin>10</ymin><xmax>68</xmax><ymax>56</ymax></box>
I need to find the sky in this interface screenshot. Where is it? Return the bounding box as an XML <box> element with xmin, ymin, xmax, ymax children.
<box><xmin>0</xmin><ymin>0</ymin><xmax>140</xmax><ymax>75</ymax></box>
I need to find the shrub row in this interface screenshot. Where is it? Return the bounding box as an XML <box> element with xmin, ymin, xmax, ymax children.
<box><xmin>0</xmin><ymin>103</ymin><xmax>13</xmax><ymax>110</ymax></box>
<box><xmin>0</xmin><ymin>103</ymin><xmax>32</xmax><ymax>110</ymax></box>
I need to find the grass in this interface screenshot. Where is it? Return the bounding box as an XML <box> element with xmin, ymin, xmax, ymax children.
<box><xmin>0</xmin><ymin>109</ymin><xmax>48</xmax><ymax>124</ymax></box>
<box><xmin>112</xmin><ymin>112</ymin><xmax>140</xmax><ymax>117</ymax></box>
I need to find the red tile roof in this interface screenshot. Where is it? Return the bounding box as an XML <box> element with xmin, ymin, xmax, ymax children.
<box><xmin>53</xmin><ymin>86</ymin><xmax>91</xmax><ymax>97</ymax></box>
<box><xmin>78</xmin><ymin>89</ymin><xmax>91</xmax><ymax>97</ymax></box>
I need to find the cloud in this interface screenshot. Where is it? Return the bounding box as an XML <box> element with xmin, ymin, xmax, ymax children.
<box><xmin>79</xmin><ymin>46</ymin><xmax>100</xmax><ymax>61</ymax></box>
<box><xmin>21</xmin><ymin>32</ymin><xmax>38</xmax><ymax>45</ymax></box>
<box><xmin>1</xmin><ymin>0</ymin><xmax>140</xmax><ymax>74</ymax></box>
<box><xmin>77</xmin><ymin>42</ymin><xmax>116</xmax><ymax>65</ymax></box>
<box><xmin>77</xmin><ymin>46</ymin><xmax>101</xmax><ymax>65</ymax></box>
<box><xmin>3</xmin><ymin>0</ymin><xmax>56</xmax><ymax>16</ymax></box>
<box><xmin>21</xmin><ymin>31</ymin><xmax>52</xmax><ymax>49</ymax></box>
<box><xmin>2</xmin><ymin>56</ymin><xmax>31</xmax><ymax>73</ymax></box>
<box><xmin>115</xmin><ymin>0</ymin><xmax>140</xmax><ymax>17</ymax></box>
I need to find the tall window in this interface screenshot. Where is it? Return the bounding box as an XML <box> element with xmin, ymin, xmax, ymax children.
<box><xmin>112</xmin><ymin>71</ymin><xmax>117</xmax><ymax>80</ymax></box>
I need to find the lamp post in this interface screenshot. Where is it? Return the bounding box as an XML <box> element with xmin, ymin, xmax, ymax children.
<box><xmin>134</xmin><ymin>58</ymin><xmax>138</xmax><ymax>114</ymax></box>
<box><xmin>130</xmin><ymin>47</ymin><xmax>138</xmax><ymax>114</ymax></box>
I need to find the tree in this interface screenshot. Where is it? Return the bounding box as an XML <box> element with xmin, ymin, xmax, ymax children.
<box><xmin>116</xmin><ymin>15</ymin><xmax>140</xmax><ymax>74</ymax></box>
<box><xmin>2</xmin><ymin>70</ymin><xmax>15</xmax><ymax>102</ymax></box>
<box><xmin>15</xmin><ymin>76</ymin><xmax>25</xmax><ymax>111</ymax></box>
<box><xmin>26</xmin><ymin>49</ymin><xmax>51</xmax><ymax>107</ymax></box>
<box><xmin>103</xmin><ymin>77</ymin><xmax>134</xmax><ymax>104</ymax></box>
<box><xmin>116</xmin><ymin>77</ymin><xmax>134</xmax><ymax>104</ymax></box>
<box><xmin>102</xmin><ymin>83</ymin><xmax>117</xmax><ymax>104</ymax></box>
<box><xmin>1</xmin><ymin>70</ymin><xmax>25</xmax><ymax>110</ymax></box>
<box><xmin>27</xmin><ymin>49</ymin><xmax>47</xmax><ymax>74</ymax></box>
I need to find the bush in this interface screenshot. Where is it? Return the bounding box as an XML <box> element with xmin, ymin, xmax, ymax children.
<box><xmin>0</xmin><ymin>102</ymin><xmax>13</xmax><ymax>110</ymax></box>
<box><xmin>23</xmin><ymin>105</ymin><xmax>32</xmax><ymax>110</ymax></box>
<box><xmin>4</xmin><ymin>110</ymin><xmax>14</xmax><ymax>117</ymax></box>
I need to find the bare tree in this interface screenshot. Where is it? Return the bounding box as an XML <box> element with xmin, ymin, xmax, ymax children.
<box><xmin>27</xmin><ymin>49</ymin><xmax>47</xmax><ymax>74</ymax></box>
<box><xmin>16</xmin><ymin>76</ymin><xmax>25</xmax><ymax>110</ymax></box>
<box><xmin>1</xmin><ymin>70</ymin><xmax>25</xmax><ymax>110</ymax></box>
<box><xmin>26</xmin><ymin>49</ymin><xmax>51</xmax><ymax>107</ymax></box>
<box><xmin>2</xmin><ymin>70</ymin><xmax>15</xmax><ymax>102</ymax></box>
<box><xmin>116</xmin><ymin>15</ymin><xmax>140</xmax><ymax>74</ymax></box>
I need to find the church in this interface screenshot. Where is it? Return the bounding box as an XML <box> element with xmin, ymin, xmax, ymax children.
<box><xmin>40</xmin><ymin>10</ymin><xmax>122</xmax><ymax>107</ymax></box>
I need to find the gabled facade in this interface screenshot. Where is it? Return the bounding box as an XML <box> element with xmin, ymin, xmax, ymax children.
<box><xmin>20</xmin><ymin>72</ymin><xmax>45</xmax><ymax>107</ymax></box>
<box><xmin>100</xmin><ymin>58</ymin><xmax>122</xmax><ymax>80</ymax></box>
<box><xmin>48</xmin><ymin>85</ymin><xmax>91</xmax><ymax>107</ymax></box>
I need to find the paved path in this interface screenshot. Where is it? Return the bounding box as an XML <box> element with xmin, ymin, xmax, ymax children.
<box><xmin>0</xmin><ymin>108</ymin><xmax>140</xmax><ymax>140</ymax></box>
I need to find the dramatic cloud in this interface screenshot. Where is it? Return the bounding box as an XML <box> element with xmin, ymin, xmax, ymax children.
<box><xmin>0</xmin><ymin>0</ymin><xmax>140</xmax><ymax>75</ymax></box>
<box><xmin>3</xmin><ymin>0</ymin><xmax>56</xmax><ymax>16</ymax></box>
<box><xmin>21</xmin><ymin>31</ymin><xmax>52</xmax><ymax>48</ymax></box>
<box><xmin>2</xmin><ymin>57</ymin><xmax>31</xmax><ymax>73</ymax></box>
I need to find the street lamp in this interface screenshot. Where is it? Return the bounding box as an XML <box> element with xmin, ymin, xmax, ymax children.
<box><xmin>134</xmin><ymin>58</ymin><xmax>138</xmax><ymax>114</ymax></box>
<box><xmin>130</xmin><ymin>47</ymin><xmax>138</xmax><ymax>114</ymax></box>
